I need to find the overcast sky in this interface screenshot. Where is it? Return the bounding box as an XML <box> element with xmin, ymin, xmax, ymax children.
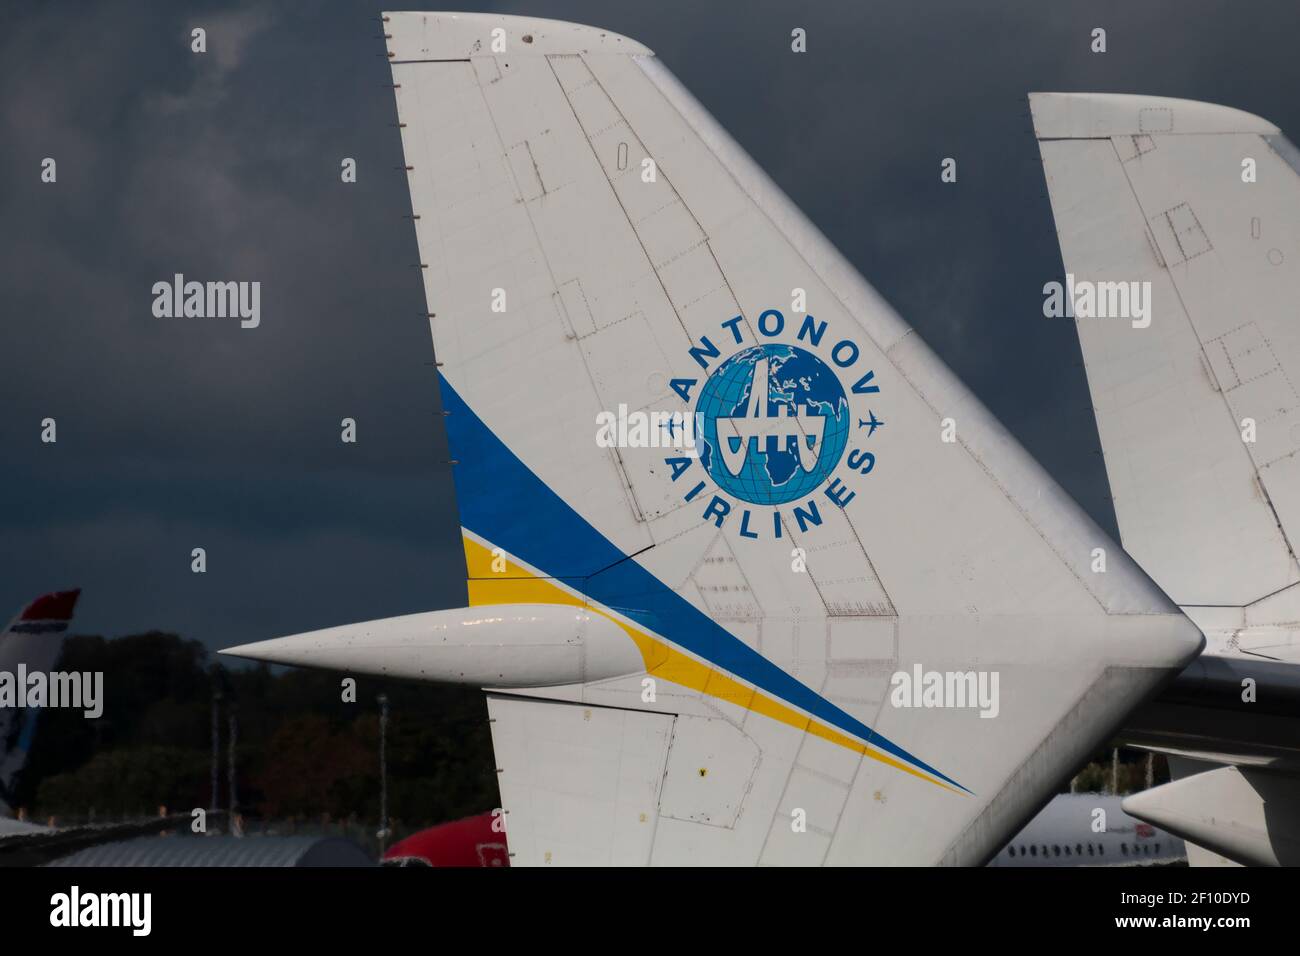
<box><xmin>3</xmin><ymin>0</ymin><xmax>1298</xmax><ymax>649</ymax></box>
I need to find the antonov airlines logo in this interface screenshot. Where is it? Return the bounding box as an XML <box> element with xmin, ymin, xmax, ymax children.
<box><xmin>663</xmin><ymin>309</ymin><xmax>882</xmax><ymax>540</ymax></box>
<box><xmin>714</xmin><ymin>352</ymin><xmax>827</xmax><ymax>477</ymax></box>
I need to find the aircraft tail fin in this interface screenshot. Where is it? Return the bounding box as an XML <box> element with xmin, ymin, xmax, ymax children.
<box><xmin>1033</xmin><ymin>92</ymin><xmax>1300</xmax><ymax>608</ymax></box>
<box><xmin>0</xmin><ymin>589</ymin><xmax>80</xmax><ymax>808</ymax></box>
<box><xmin>225</xmin><ymin>20</ymin><xmax>1204</xmax><ymax>865</ymax></box>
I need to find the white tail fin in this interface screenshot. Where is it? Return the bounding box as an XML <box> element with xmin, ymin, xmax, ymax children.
<box><xmin>1033</xmin><ymin>92</ymin><xmax>1300</xmax><ymax>608</ymax></box>
<box><xmin>394</xmin><ymin>28</ymin><xmax>1203</xmax><ymax>864</ymax></box>
<box><xmin>1034</xmin><ymin>101</ymin><xmax>1300</xmax><ymax>863</ymax></box>
<box><xmin>227</xmin><ymin>17</ymin><xmax>1202</xmax><ymax>865</ymax></box>
<box><xmin>0</xmin><ymin>589</ymin><xmax>79</xmax><ymax>808</ymax></box>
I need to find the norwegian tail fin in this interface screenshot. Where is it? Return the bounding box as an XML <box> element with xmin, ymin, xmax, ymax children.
<box><xmin>0</xmin><ymin>589</ymin><xmax>80</xmax><ymax>808</ymax></box>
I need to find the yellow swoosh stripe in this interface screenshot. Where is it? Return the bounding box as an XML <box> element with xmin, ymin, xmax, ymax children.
<box><xmin>463</xmin><ymin>532</ymin><xmax>959</xmax><ymax>793</ymax></box>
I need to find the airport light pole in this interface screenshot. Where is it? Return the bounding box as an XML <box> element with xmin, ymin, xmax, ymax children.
<box><xmin>378</xmin><ymin>693</ymin><xmax>390</xmax><ymax>854</ymax></box>
<box><xmin>210</xmin><ymin>691</ymin><xmax>222</xmax><ymax>815</ymax></box>
<box><xmin>228</xmin><ymin>704</ymin><xmax>240</xmax><ymax>836</ymax></box>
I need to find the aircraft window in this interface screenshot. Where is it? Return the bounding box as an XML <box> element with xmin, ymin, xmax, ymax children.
<box><xmin>1075</xmin><ymin>843</ymin><xmax>1082</xmax><ymax>855</ymax></box>
<box><xmin>1121</xmin><ymin>843</ymin><xmax>1129</xmax><ymax>855</ymax></box>
<box><xmin>1053</xmin><ymin>845</ymin><xmax>1060</xmax><ymax>857</ymax></box>
<box><xmin>1009</xmin><ymin>846</ymin><xmax>1016</xmax><ymax>857</ymax></box>
<box><xmin>1087</xmin><ymin>843</ymin><xmax>1094</xmax><ymax>856</ymax></box>
<box><xmin>1155</xmin><ymin>843</ymin><xmax>1160</xmax><ymax>853</ymax></box>
<box><xmin>1030</xmin><ymin>846</ymin><xmax>1037</xmax><ymax>857</ymax></box>
<box><xmin>1099</xmin><ymin>844</ymin><xmax>1104</xmax><ymax>856</ymax></box>
<box><xmin>1064</xmin><ymin>846</ymin><xmax>1071</xmax><ymax>856</ymax></box>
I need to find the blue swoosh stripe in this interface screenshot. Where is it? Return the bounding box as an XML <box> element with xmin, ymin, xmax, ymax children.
<box><xmin>440</xmin><ymin>374</ymin><xmax>967</xmax><ymax>793</ymax></box>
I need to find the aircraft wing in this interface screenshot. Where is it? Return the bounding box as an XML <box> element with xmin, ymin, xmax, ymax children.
<box><xmin>1125</xmin><ymin>655</ymin><xmax>1300</xmax><ymax>769</ymax></box>
<box><xmin>226</xmin><ymin>15</ymin><xmax>1201</xmax><ymax>865</ymax></box>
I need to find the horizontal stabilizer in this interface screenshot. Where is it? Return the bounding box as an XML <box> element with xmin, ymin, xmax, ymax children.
<box><xmin>221</xmin><ymin>604</ymin><xmax>644</xmax><ymax>687</ymax></box>
<box><xmin>1123</xmin><ymin>765</ymin><xmax>1300</xmax><ymax>866</ymax></box>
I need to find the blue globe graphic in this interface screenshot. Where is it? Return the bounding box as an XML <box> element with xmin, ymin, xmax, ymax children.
<box><xmin>695</xmin><ymin>344</ymin><xmax>850</xmax><ymax>506</ymax></box>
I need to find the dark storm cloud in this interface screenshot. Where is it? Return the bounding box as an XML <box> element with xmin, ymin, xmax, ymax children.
<box><xmin>1</xmin><ymin>0</ymin><xmax>459</xmax><ymax>643</ymax></box>
<box><xmin>2</xmin><ymin>0</ymin><xmax>1298</xmax><ymax>646</ymax></box>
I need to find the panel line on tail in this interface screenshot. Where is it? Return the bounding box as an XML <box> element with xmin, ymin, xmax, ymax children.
<box><xmin>445</xmin><ymin>376</ymin><xmax>967</xmax><ymax>793</ymax></box>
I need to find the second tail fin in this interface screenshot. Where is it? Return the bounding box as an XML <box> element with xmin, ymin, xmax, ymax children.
<box><xmin>1033</xmin><ymin>92</ymin><xmax>1300</xmax><ymax>608</ymax></box>
<box><xmin>0</xmin><ymin>589</ymin><xmax>80</xmax><ymax>809</ymax></box>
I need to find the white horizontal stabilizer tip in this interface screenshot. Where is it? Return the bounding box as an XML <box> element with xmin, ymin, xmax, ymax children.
<box><xmin>382</xmin><ymin>11</ymin><xmax>653</xmax><ymax>61</ymax></box>
<box><xmin>1123</xmin><ymin>766</ymin><xmax>1300</xmax><ymax>867</ymax></box>
<box><xmin>1029</xmin><ymin>92</ymin><xmax>1279</xmax><ymax>139</ymax></box>
<box><xmin>219</xmin><ymin>603</ymin><xmax>644</xmax><ymax>687</ymax></box>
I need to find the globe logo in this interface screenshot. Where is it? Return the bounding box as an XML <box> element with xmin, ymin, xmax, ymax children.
<box><xmin>695</xmin><ymin>344</ymin><xmax>851</xmax><ymax>506</ymax></box>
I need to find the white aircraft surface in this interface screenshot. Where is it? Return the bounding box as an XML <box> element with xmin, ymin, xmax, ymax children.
<box><xmin>223</xmin><ymin>13</ymin><xmax>1208</xmax><ymax>866</ymax></box>
<box><xmin>990</xmin><ymin>792</ymin><xmax>1186</xmax><ymax>867</ymax></box>
<box><xmin>0</xmin><ymin>589</ymin><xmax>79</xmax><ymax>836</ymax></box>
<box><xmin>1034</xmin><ymin>93</ymin><xmax>1300</xmax><ymax>866</ymax></box>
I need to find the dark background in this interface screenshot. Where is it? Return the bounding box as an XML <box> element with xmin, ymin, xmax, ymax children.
<box><xmin>4</xmin><ymin>0</ymin><xmax>1299</xmax><ymax>646</ymax></box>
